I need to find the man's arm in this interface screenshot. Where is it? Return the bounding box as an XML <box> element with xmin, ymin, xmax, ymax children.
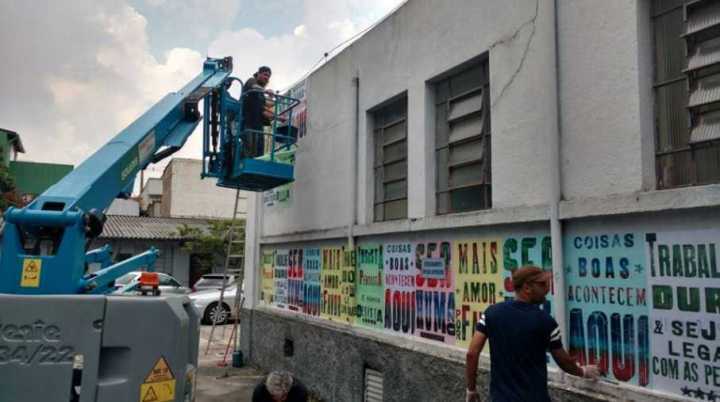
<box><xmin>550</xmin><ymin>348</ymin><xmax>601</xmax><ymax>379</ymax></box>
<box><xmin>465</xmin><ymin>330</ymin><xmax>487</xmax><ymax>401</ymax></box>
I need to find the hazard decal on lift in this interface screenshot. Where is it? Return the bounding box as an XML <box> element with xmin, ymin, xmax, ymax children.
<box><xmin>139</xmin><ymin>356</ymin><xmax>176</xmax><ymax>402</ymax></box>
<box><xmin>20</xmin><ymin>258</ymin><xmax>42</xmax><ymax>288</ymax></box>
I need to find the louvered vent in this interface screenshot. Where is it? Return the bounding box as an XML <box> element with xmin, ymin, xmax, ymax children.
<box><xmin>363</xmin><ymin>368</ymin><xmax>383</xmax><ymax>402</ymax></box>
<box><xmin>685</xmin><ymin>0</ymin><xmax>720</xmax><ymax>144</ymax></box>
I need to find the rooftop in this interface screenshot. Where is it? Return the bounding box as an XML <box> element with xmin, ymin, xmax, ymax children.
<box><xmin>100</xmin><ymin>215</ymin><xmax>213</xmax><ymax>240</ymax></box>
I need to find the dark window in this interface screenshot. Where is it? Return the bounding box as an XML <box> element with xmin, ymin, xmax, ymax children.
<box><xmin>653</xmin><ymin>0</ymin><xmax>720</xmax><ymax>188</ymax></box>
<box><xmin>435</xmin><ymin>59</ymin><xmax>491</xmax><ymax>214</ymax></box>
<box><xmin>373</xmin><ymin>95</ymin><xmax>408</xmax><ymax>221</ymax></box>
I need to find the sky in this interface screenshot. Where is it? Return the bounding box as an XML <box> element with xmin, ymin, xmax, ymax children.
<box><xmin>0</xmin><ymin>0</ymin><xmax>405</xmax><ymax>181</ymax></box>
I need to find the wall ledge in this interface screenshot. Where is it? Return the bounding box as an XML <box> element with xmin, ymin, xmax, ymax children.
<box><xmin>560</xmin><ymin>184</ymin><xmax>720</xmax><ymax>220</ymax></box>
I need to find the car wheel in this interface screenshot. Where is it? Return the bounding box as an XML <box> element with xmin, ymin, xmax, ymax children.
<box><xmin>203</xmin><ymin>302</ymin><xmax>230</xmax><ymax>325</ymax></box>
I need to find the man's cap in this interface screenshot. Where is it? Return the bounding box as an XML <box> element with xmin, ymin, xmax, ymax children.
<box><xmin>511</xmin><ymin>266</ymin><xmax>547</xmax><ymax>290</ymax></box>
<box><xmin>258</xmin><ymin>66</ymin><xmax>272</xmax><ymax>75</ymax></box>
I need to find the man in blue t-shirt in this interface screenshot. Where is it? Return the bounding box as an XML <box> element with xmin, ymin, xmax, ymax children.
<box><xmin>465</xmin><ymin>266</ymin><xmax>601</xmax><ymax>402</ymax></box>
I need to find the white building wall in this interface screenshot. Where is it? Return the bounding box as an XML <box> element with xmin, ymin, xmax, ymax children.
<box><xmin>263</xmin><ymin>0</ymin><xmax>561</xmax><ymax>237</ymax></box>
<box><xmin>167</xmin><ymin>158</ymin><xmax>248</xmax><ymax>219</ymax></box>
<box><xmin>243</xmin><ymin>2</ymin><xmax>720</xmax><ymax>402</ymax></box>
<box><xmin>558</xmin><ymin>0</ymin><xmax>656</xmax><ymax>199</ymax></box>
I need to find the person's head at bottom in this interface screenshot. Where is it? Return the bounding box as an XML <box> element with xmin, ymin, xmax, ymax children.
<box><xmin>266</xmin><ymin>370</ymin><xmax>293</xmax><ymax>402</ymax></box>
<box><xmin>512</xmin><ymin>265</ymin><xmax>551</xmax><ymax>304</ymax></box>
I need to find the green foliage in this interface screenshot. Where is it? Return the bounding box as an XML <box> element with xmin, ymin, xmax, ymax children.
<box><xmin>0</xmin><ymin>164</ymin><xmax>17</xmax><ymax>211</ymax></box>
<box><xmin>176</xmin><ymin>219</ymin><xmax>245</xmax><ymax>271</ymax></box>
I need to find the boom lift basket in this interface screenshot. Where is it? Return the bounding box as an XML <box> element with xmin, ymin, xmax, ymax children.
<box><xmin>202</xmin><ymin>85</ymin><xmax>301</xmax><ymax>192</ymax></box>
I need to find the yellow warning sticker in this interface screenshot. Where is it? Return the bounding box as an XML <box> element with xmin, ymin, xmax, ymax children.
<box><xmin>140</xmin><ymin>380</ymin><xmax>175</xmax><ymax>402</ymax></box>
<box><xmin>140</xmin><ymin>357</ymin><xmax>176</xmax><ymax>402</ymax></box>
<box><xmin>145</xmin><ymin>356</ymin><xmax>174</xmax><ymax>382</ymax></box>
<box><xmin>20</xmin><ymin>258</ymin><xmax>42</xmax><ymax>288</ymax></box>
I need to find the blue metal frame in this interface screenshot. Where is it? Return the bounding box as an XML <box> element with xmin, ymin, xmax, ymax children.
<box><xmin>0</xmin><ymin>56</ymin><xmax>300</xmax><ymax>295</ymax></box>
<box><xmin>201</xmin><ymin>87</ymin><xmax>300</xmax><ymax>191</ymax></box>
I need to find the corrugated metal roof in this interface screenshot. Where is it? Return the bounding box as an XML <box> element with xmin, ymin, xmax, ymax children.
<box><xmin>100</xmin><ymin>215</ymin><xmax>213</xmax><ymax>240</ymax></box>
<box><xmin>686</xmin><ymin>0</ymin><xmax>720</xmax><ymax>36</ymax></box>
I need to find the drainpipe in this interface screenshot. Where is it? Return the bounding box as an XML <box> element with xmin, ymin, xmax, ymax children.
<box><xmin>550</xmin><ymin>0</ymin><xmax>568</xmax><ymax>371</ymax></box>
<box><xmin>348</xmin><ymin>74</ymin><xmax>360</xmax><ymax>248</ymax></box>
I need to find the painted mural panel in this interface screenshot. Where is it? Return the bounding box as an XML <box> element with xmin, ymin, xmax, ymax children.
<box><xmin>565</xmin><ymin>232</ymin><xmax>650</xmax><ymax>387</ymax></box>
<box><xmin>502</xmin><ymin>235</ymin><xmax>553</xmax><ymax>311</ymax></box>
<box><xmin>645</xmin><ymin>230</ymin><xmax>720</xmax><ymax>399</ymax></box>
<box><xmin>261</xmin><ymin>250</ymin><xmax>275</xmax><ymax>304</ymax></box>
<box><xmin>357</xmin><ymin>244</ymin><xmax>384</xmax><ymax>329</ymax></box>
<box><xmin>303</xmin><ymin>248</ymin><xmax>321</xmax><ymax>316</ymax></box>
<box><xmin>415</xmin><ymin>240</ymin><xmax>455</xmax><ymax>344</ymax></box>
<box><xmin>454</xmin><ymin>239</ymin><xmax>504</xmax><ymax>348</ymax></box>
<box><xmin>321</xmin><ymin>247</ymin><xmax>343</xmax><ymax>322</ymax></box>
<box><xmin>340</xmin><ymin>246</ymin><xmax>357</xmax><ymax>324</ymax></box>
<box><xmin>274</xmin><ymin>249</ymin><xmax>289</xmax><ymax>308</ymax></box>
<box><xmin>287</xmin><ymin>248</ymin><xmax>304</xmax><ymax>312</ymax></box>
<box><xmin>384</xmin><ymin>242</ymin><xmax>415</xmax><ymax>336</ymax></box>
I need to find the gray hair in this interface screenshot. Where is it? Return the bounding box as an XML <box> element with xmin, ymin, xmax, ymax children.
<box><xmin>266</xmin><ymin>370</ymin><xmax>293</xmax><ymax>398</ymax></box>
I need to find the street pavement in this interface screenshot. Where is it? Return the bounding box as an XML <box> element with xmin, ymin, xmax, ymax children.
<box><xmin>195</xmin><ymin>323</ymin><xmax>265</xmax><ymax>402</ymax></box>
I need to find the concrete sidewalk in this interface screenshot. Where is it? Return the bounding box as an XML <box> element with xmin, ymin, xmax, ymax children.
<box><xmin>195</xmin><ymin>324</ymin><xmax>265</xmax><ymax>402</ymax></box>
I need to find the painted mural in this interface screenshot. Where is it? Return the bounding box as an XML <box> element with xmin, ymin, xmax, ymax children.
<box><xmin>503</xmin><ymin>235</ymin><xmax>553</xmax><ymax>314</ymax></box>
<box><xmin>340</xmin><ymin>246</ymin><xmax>357</xmax><ymax>324</ymax></box>
<box><xmin>565</xmin><ymin>232</ymin><xmax>650</xmax><ymax>387</ymax></box>
<box><xmin>260</xmin><ymin>250</ymin><xmax>275</xmax><ymax>304</ymax></box>
<box><xmin>645</xmin><ymin>230</ymin><xmax>720</xmax><ymax>399</ymax></box>
<box><xmin>274</xmin><ymin>249</ymin><xmax>289</xmax><ymax>308</ymax></box>
<box><xmin>321</xmin><ymin>247</ymin><xmax>344</xmax><ymax>322</ymax></box>
<box><xmin>258</xmin><ymin>226</ymin><xmax>720</xmax><ymax>401</ymax></box>
<box><xmin>384</xmin><ymin>242</ymin><xmax>415</xmax><ymax>336</ymax></box>
<box><xmin>287</xmin><ymin>248</ymin><xmax>304</xmax><ymax>312</ymax></box>
<box><xmin>454</xmin><ymin>238</ymin><xmax>504</xmax><ymax>348</ymax></box>
<box><xmin>415</xmin><ymin>240</ymin><xmax>455</xmax><ymax>344</ymax></box>
<box><xmin>357</xmin><ymin>244</ymin><xmax>384</xmax><ymax>330</ymax></box>
<box><xmin>303</xmin><ymin>248</ymin><xmax>321</xmax><ymax>316</ymax></box>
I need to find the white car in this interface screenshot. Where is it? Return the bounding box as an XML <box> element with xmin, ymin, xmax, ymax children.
<box><xmin>112</xmin><ymin>271</ymin><xmax>191</xmax><ymax>295</ymax></box>
<box><xmin>189</xmin><ymin>285</ymin><xmax>242</xmax><ymax>324</ymax></box>
<box><xmin>192</xmin><ymin>273</ymin><xmax>237</xmax><ymax>292</ymax></box>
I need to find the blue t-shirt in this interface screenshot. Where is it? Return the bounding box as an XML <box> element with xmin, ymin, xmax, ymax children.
<box><xmin>476</xmin><ymin>300</ymin><xmax>562</xmax><ymax>402</ymax></box>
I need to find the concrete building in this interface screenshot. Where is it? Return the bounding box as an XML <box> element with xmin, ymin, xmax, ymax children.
<box><xmin>160</xmin><ymin>158</ymin><xmax>247</xmax><ymax>219</ymax></box>
<box><xmin>242</xmin><ymin>1</ymin><xmax>720</xmax><ymax>401</ymax></box>
<box><xmin>140</xmin><ymin>177</ymin><xmax>163</xmax><ymax>216</ymax></box>
<box><xmin>106</xmin><ymin>198</ymin><xmax>140</xmax><ymax>216</ymax></box>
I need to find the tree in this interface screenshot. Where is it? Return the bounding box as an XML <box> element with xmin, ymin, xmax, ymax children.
<box><xmin>0</xmin><ymin>164</ymin><xmax>18</xmax><ymax>211</ymax></box>
<box><xmin>176</xmin><ymin>219</ymin><xmax>245</xmax><ymax>275</ymax></box>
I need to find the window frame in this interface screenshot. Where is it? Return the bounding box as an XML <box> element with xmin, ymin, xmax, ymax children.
<box><xmin>433</xmin><ymin>58</ymin><xmax>491</xmax><ymax>215</ymax></box>
<box><xmin>652</xmin><ymin>0</ymin><xmax>720</xmax><ymax>188</ymax></box>
<box><xmin>372</xmin><ymin>95</ymin><xmax>409</xmax><ymax>222</ymax></box>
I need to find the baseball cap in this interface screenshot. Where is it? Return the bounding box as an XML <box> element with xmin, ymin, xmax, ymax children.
<box><xmin>511</xmin><ymin>266</ymin><xmax>547</xmax><ymax>289</ymax></box>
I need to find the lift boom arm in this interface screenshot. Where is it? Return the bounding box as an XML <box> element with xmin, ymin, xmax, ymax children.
<box><xmin>0</xmin><ymin>57</ymin><xmax>239</xmax><ymax>295</ymax></box>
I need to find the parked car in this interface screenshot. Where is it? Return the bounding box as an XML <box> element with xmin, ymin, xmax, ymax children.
<box><xmin>192</xmin><ymin>273</ymin><xmax>237</xmax><ymax>292</ymax></box>
<box><xmin>189</xmin><ymin>285</ymin><xmax>242</xmax><ymax>324</ymax></box>
<box><xmin>112</xmin><ymin>271</ymin><xmax>191</xmax><ymax>295</ymax></box>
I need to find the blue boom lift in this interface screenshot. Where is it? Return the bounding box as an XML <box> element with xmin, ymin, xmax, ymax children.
<box><xmin>0</xmin><ymin>57</ymin><xmax>299</xmax><ymax>402</ymax></box>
